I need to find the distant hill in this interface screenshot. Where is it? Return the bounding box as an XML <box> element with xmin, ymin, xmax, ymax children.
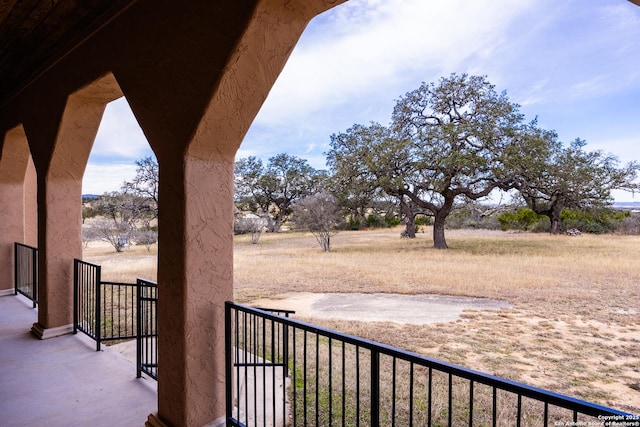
<box><xmin>613</xmin><ymin>201</ymin><xmax>640</xmax><ymax>210</ymax></box>
<box><xmin>82</xmin><ymin>194</ymin><xmax>100</xmax><ymax>203</ymax></box>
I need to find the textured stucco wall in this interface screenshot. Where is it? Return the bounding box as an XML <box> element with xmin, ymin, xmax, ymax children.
<box><xmin>0</xmin><ymin>0</ymin><xmax>347</xmax><ymax>425</ymax></box>
<box><xmin>0</xmin><ymin>126</ymin><xmax>31</xmax><ymax>292</ymax></box>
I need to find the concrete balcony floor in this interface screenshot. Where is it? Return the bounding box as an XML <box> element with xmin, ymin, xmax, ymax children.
<box><xmin>0</xmin><ymin>294</ymin><xmax>157</xmax><ymax>427</ymax></box>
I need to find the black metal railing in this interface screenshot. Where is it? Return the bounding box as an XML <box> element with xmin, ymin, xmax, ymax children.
<box><xmin>73</xmin><ymin>259</ymin><xmax>138</xmax><ymax>345</ymax></box>
<box><xmin>100</xmin><ymin>280</ymin><xmax>137</xmax><ymax>341</ymax></box>
<box><xmin>14</xmin><ymin>242</ymin><xmax>38</xmax><ymax>307</ymax></box>
<box><xmin>226</xmin><ymin>304</ymin><xmax>295</xmax><ymax>427</ymax></box>
<box><xmin>73</xmin><ymin>259</ymin><xmax>137</xmax><ymax>351</ymax></box>
<box><xmin>73</xmin><ymin>258</ymin><xmax>100</xmax><ymax>348</ymax></box>
<box><xmin>225</xmin><ymin>302</ymin><xmax>632</xmax><ymax>427</ymax></box>
<box><xmin>137</xmin><ymin>278</ymin><xmax>158</xmax><ymax>380</ymax></box>
<box><xmin>73</xmin><ymin>259</ymin><xmax>159</xmax><ymax>379</ymax></box>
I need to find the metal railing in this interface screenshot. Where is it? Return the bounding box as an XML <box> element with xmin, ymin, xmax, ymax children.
<box><xmin>73</xmin><ymin>259</ymin><xmax>159</xmax><ymax>379</ymax></box>
<box><xmin>226</xmin><ymin>304</ymin><xmax>295</xmax><ymax>427</ymax></box>
<box><xmin>73</xmin><ymin>259</ymin><xmax>102</xmax><ymax>350</ymax></box>
<box><xmin>14</xmin><ymin>242</ymin><xmax>38</xmax><ymax>307</ymax></box>
<box><xmin>74</xmin><ymin>259</ymin><xmax>138</xmax><ymax>350</ymax></box>
<box><xmin>137</xmin><ymin>278</ymin><xmax>158</xmax><ymax>380</ymax></box>
<box><xmin>100</xmin><ymin>280</ymin><xmax>137</xmax><ymax>342</ymax></box>
<box><xmin>225</xmin><ymin>302</ymin><xmax>632</xmax><ymax>427</ymax></box>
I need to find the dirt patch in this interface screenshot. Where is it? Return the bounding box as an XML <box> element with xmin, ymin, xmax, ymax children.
<box><xmin>250</xmin><ymin>292</ymin><xmax>511</xmax><ymax>325</ymax></box>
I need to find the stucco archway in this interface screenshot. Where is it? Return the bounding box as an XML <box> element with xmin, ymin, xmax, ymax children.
<box><xmin>0</xmin><ymin>1</ymin><xmax>347</xmax><ymax>426</ymax></box>
<box><xmin>0</xmin><ymin>125</ymin><xmax>36</xmax><ymax>294</ymax></box>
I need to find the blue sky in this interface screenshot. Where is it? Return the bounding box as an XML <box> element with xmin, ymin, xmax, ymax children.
<box><xmin>85</xmin><ymin>0</ymin><xmax>640</xmax><ymax>201</ymax></box>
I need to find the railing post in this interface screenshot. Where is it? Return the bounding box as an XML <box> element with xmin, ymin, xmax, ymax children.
<box><xmin>13</xmin><ymin>242</ymin><xmax>18</xmax><ymax>297</ymax></box>
<box><xmin>31</xmin><ymin>243</ymin><xmax>37</xmax><ymax>307</ymax></box>
<box><xmin>371</xmin><ymin>349</ymin><xmax>380</xmax><ymax>427</ymax></box>
<box><xmin>225</xmin><ymin>301</ymin><xmax>233</xmax><ymax>426</ymax></box>
<box><xmin>73</xmin><ymin>259</ymin><xmax>78</xmax><ymax>335</ymax></box>
<box><xmin>136</xmin><ymin>279</ymin><xmax>142</xmax><ymax>378</ymax></box>
<box><xmin>283</xmin><ymin>322</ymin><xmax>289</xmax><ymax>378</ymax></box>
<box><xmin>94</xmin><ymin>264</ymin><xmax>101</xmax><ymax>352</ymax></box>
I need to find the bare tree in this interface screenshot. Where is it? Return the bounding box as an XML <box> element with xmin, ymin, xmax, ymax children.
<box><xmin>89</xmin><ymin>192</ymin><xmax>155</xmax><ymax>252</ymax></box>
<box><xmin>234</xmin><ymin>215</ymin><xmax>267</xmax><ymax>244</ymax></box>
<box><xmin>293</xmin><ymin>193</ymin><xmax>343</xmax><ymax>252</ymax></box>
<box><xmin>134</xmin><ymin>229</ymin><xmax>158</xmax><ymax>251</ymax></box>
<box><xmin>122</xmin><ymin>156</ymin><xmax>159</xmax><ymax>204</ymax></box>
<box><xmin>82</xmin><ymin>226</ymin><xmax>98</xmax><ymax>249</ymax></box>
<box><xmin>90</xmin><ymin>218</ymin><xmax>132</xmax><ymax>252</ymax></box>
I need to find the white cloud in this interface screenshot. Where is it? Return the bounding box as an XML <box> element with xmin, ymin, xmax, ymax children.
<box><xmin>84</xmin><ymin>97</ymin><xmax>154</xmax><ymax>194</ymax></box>
<box><xmin>586</xmin><ymin>136</ymin><xmax>640</xmax><ymax>166</ymax></box>
<box><xmin>92</xmin><ymin>97</ymin><xmax>150</xmax><ymax>159</ymax></box>
<box><xmin>255</xmin><ymin>0</ymin><xmax>537</xmax><ymax>124</ymax></box>
<box><xmin>493</xmin><ymin>0</ymin><xmax>640</xmax><ymax>108</ymax></box>
<box><xmin>85</xmin><ymin>0</ymin><xmax>640</xmax><ymax>202</ymax></box>
<box><xmin>82</xmin><ymin>163</ymin><xmax>138</xmax><ymax>195</ymax></box>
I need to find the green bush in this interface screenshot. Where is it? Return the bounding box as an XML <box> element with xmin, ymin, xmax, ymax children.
<box><xmin>415</xmin><ymin>215</ymin><xmax>431</xmax><ymax>226</ymax></box>
<box><xmin>497</xmin><ymin>208</ymin><xmax>543</xmax><ymax>231</ymax></box>
<box><xmin>560</xmin><ymin>208</ymin><xmax>627</xmax><ymax>234</ymax></box>
<box><xmin>366</xmin><ymin>214</ymin><xmax>385</xmax><ymax>228</ymax></box>
<box><xmin>363</xmin><ymin>213</ymin><xmax>400</xmax><ymax>228</ymax></box>
<box><xmin>346</xmin><ymin>216</ymin><xmax>362</xmax><ymax>230</ymax></box>
<box><xmin>385</xmin><ymin>216</ymin><xmax>401</xmax><ymax>227</ymax></box>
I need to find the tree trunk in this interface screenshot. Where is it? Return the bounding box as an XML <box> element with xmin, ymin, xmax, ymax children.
<box><xmin>432</xmin><ymin>213</ymin><xmax>448</xmax><ymax>249</ymax></box>
<box><xmin>549</xmin><ymin>214</ymin><xmax>562</xmax><ymax>235</ymax></box>
<box><xmin>549</xmin><ymin>206</ymin><xmax>563</xmax><ymax>235</ymax></box>
<box><xmin>403</xmin><ymin>215</ymin><xmax>416</xmax><ymax>238</ymax></box>
<box><xmin>399</xmin><ymin>197</ymin><xmax>416</xmax><ymax>238</ymax></box>
<box><xmin>271</xmin><ymin>214</ymin><xmax>283</xmax><ymax>233</ymax></box>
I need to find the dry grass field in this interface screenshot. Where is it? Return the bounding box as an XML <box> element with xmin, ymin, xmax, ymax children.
<box><xmin>83</xmin><ymin>227</ymin><xmax>640</xmax><ymax>414</ymax></box>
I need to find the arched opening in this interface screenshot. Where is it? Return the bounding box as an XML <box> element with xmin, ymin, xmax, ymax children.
<box><xmin>82</xmin><ymin>97</ymin><xmax>158</xmax><ymax>281</ymax></box>
<box><xmin>0</xmin><ymin>125</ymin><xmax>36</xmax><ymax>294</ymax></box>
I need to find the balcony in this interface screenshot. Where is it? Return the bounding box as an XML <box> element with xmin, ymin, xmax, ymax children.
<box><xmin>2</xmin><ymin>279</ymin><xmax>634</xmax><ymax>426</ymax></box>
<box><xmin>0</xmin><ymin>294</ymin><xmax>157</xmax><ymax>426</ymax></box>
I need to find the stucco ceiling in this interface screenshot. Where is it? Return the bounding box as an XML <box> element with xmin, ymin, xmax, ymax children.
<box><xmin>0</xmin><ymin>0</ymin><xmax>135</xmax><ymax>108</ymax></box>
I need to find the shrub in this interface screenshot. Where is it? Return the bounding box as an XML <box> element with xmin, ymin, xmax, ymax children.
<box><xmin>415</xmin><ymin>215</ymin><xmax>431</xmax><ymax>226</ymax></box>
<box><xmin>235</xmin><ymin>215</ymin><xmax>267</xmax><ymax>244</ymax></box>
<box><xmin>134</xmin><ymin>229</ymin><xmax>158</xmax><ymax>251</ymax></box>
<box><xmin>446</xmin><ymin>204</ymin><xmax>503</xmax><ymax>230</ymax></box>
<box><xmin>293</xmin><ymin>193</ymin><xmax>344</xmax><ymax>252</ymax></box>
<box><xmin>560</xmin><ymin>208</ymin><xmax>626</xmax><ymax>234</ymax></box>
<box><xmin>346</xmin><ymin>216</ymin><xmax>362</xmax><ymax>230</ymax></box>
<box><xmin>366</xmin><ymin>213</ymin><xmax>385</xmax><ymax>228</ymax></box>
<box><xmin>497</xmin><ymin>208</ymin><xmax>542</xmax><ymax>231</ymax></box>
<box><xmin>619</xmin><ymin>213</ymin><xmax>640</xmax><ymax>235</ymax></box>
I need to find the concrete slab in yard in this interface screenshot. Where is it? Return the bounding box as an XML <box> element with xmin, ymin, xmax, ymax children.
<box><xmin>252</xmin><ymin>292</ymin><xmax>511</xmax><ymax>325</ymax></box>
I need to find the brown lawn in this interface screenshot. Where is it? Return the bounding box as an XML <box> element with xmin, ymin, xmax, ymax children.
<box><xmin>84</xmin><ymin>227</ymin><xmax>640</xmax><ymax>413</ymax></box>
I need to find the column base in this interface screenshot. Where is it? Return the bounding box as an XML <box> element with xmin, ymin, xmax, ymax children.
<box><xmin>31</xmin><ymin>322</ymin><xmax>73</xmax><ymax>339</ymax></box>
<box><xmin>146</xmin><ymin>413</ymin><xmax>226</xmax><ymax>427</ymax></box>
<box><xmin>0</xmin><ymin>289</ymin><xmax>14</xmax><ymax>296</ymax></box>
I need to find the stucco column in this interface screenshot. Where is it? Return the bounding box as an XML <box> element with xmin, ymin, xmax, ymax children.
<box><xmin>109</xmin><ymin>1</ymin><xmax>345</xmax><ymax>425</ymax></box>
<box><xmin>143</xmin><ymin>153</ymin><xmax>234</xmax><ymax>427</ymax></box>
<box><xmin>0</xmin><ymin>126</ymin><xmax>34</xmax><ymax>295</ymax></box>
<box><xmin>23</xmin><ymin>76</ymin><xmax>119</xmax><ymax>338</ymax></box>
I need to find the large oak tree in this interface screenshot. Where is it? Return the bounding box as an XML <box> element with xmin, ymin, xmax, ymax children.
<box><xmin>329</xmin><ymin>74</ymin><xmax>528</xmax><ymax>249</ymax></box>
<box><xmin>234</xmin><ymin>153</ymin><xmax>326</xmax><ymax>232</ymax></box>
<box><xmin>512</xmin><ymin>135</ymin><xmax>639</xmax><ymax>234</ymax></box>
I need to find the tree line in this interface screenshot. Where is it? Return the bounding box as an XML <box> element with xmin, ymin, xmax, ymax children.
<box><xmin>237</xmin><ymin>74</ymin><xmax>639</xmax><ymax>249</ymax></box>
<box><xmin>84</xmin><ymin>74</ymin><xmax>639</xmax><ymax>252</ymax></box>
